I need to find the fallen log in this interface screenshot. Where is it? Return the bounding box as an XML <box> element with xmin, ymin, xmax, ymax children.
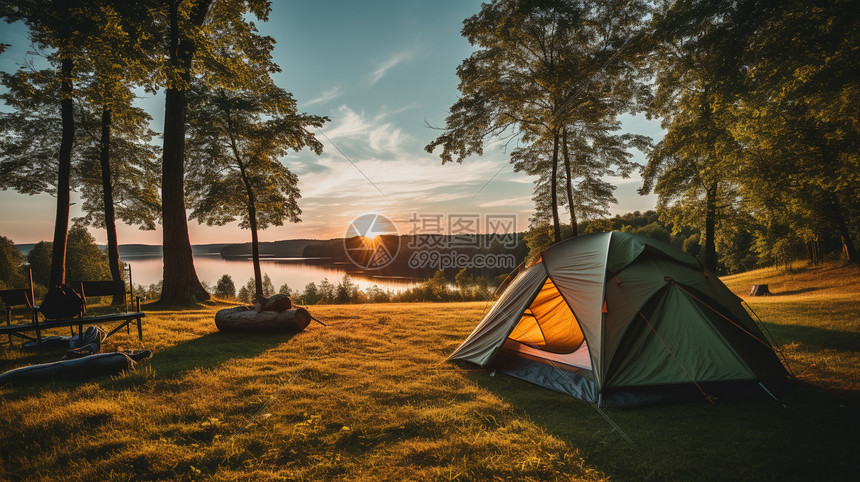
<box><xmin>214</xmin><ymin>306</ymin><xmax>312</xmax><ymax>333</ymax></box>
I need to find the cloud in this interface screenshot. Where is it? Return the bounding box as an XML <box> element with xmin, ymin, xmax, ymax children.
<box><xmin>297</xmin><ymin>154</ymin><xmax>531</xmax><ymax>214</ymax></box>
<box><xmin>304</xmin><ymin>86</ymin><xmax>343</xmax><ymax>106</ymax></box>
<box><xmin>478</xmin><ymin>196</ymin><xmax>533</xmax><ymax>209</ymax></box>
<box><xmin>368</xmin><ymin>50</ymin><xmax>415</xmax><ymax>85</ymax></box>
<box><xmin>320</xmin><ymin>105</ymin><xmax>412</xmax><ymax>158</ymax></box>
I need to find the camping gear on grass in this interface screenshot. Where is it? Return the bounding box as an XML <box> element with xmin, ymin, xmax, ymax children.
<box><xmin>64</xmin><ymin>326</ymin><xmax>106</xmax><ymax>359</ymax></box>
<box><xmin>21</xmin><ymin>336</ymin><xmax>72</xmax><ymax>351</ymax></box>
<box><xmin>20</xmin><ymin>326</ymin><xmax>105</xmax><ymax>355</ymax></box>
<box><xmin>38</xmin><ymin>284</ymin><xmax>84</xmax><ymax>320</ymax></box>
<box><xmin>450</xmin><ymin>231</ymin><xmax>789</xmax><ymax>407</ymax></box>
<box><xmin>0</xmin><ymin>350</ymin><xmax>151</xmax><ymax>386</ymax></box>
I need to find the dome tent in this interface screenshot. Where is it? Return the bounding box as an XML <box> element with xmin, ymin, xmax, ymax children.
<box><xmin>449</xmin><ymin>231</ymin><xmax>789</xmax><ymax>407</ymax></box>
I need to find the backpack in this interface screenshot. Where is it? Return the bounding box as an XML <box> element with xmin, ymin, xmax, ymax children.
<box><xmin>40</xmin><ymin>284</ymin><xmax>84</xmax><ymax>320</ymax></box>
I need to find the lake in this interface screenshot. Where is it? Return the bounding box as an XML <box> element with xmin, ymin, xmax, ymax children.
<box><xmin>122</xmin><ymin>255</ymin><xmax>422</xmax><ymax>294</ymax></box>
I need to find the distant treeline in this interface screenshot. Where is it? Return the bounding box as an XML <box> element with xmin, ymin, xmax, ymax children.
<box><xmin>302</xmin><ymin>233</ymin><xmax>529</xmax><ymax>282</ymax></box>
<box><xmin>198</xmin><ymin>269</ymin><xmax>492</xmax><ymax>305</ymax></box>
<box><xmin>526</xmin><ymin>210</ymin><xmax>844</xmax><ymax>275</ymax></box>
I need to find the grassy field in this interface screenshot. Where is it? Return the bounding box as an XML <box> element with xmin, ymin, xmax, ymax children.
<box><xmin>0</xmin><ymin>261</ymin><xmax>857</xmax><ymax>480</ymax></box>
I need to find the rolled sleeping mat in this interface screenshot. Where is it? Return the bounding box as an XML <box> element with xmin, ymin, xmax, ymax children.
<box><xmin>0</xmin><ymin>350</ymin><xmax>151</xmax><ymax>386</ymax></box>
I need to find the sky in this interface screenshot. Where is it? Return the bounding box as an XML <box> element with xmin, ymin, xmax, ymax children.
<box><xmin>0</xmin><ymin>0</ymin><xmax>662</xmax><ymax>245</ymax></box>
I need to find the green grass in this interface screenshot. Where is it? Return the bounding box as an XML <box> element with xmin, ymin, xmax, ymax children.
<box><xmin>0</xmin><ymin>262</ymin><xmax>857</xmax><ymax>480</ymax></box>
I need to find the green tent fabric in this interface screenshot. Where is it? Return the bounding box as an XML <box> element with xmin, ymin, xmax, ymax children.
<box><xmin>449</xmin><ymin>231</ymin><xmax>789</xmax><ymax>407</ymax></box>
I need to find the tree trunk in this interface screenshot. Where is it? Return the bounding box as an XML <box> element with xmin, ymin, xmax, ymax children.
<box><xmin>829</xmin><ymin>201</ymin><xmax>857</xmax><ymax>263</ymax></box>
<box><xmin>48</xmin><ymin>55</ymin><xmax>75</xmax><ymax>288</ymax></box>
<box><xmin>561</xmin><ymin>127</ymin><xmax>578</xmax><ymax>237</ymax></box>
<box><xmin>160</xmin><ymin>0</ymin><xmax>210</xmax><ymax>304</ymax></box>
<box><xmin>228</xmin><ymin>115</ymin><xmax>264</xmax><ymax>300</ymax></box>
<box><xmin>98</xmin><ymin>107</ymin><xmax>124</xmax><ymax>305</ymax></box>
<box><xmin>246</xmin><ymin>186</ymin><xmax>263</xmax><ymax>299</ymax></box>
<box><xmin>550</xmin><ymin>130</ymin><xmax>561</xmax><ymax>243</ymax></box>
<box><xmin>703</xmin><ymin>182</ymin><xmax>718</xmax><ymax>272</ymax></box>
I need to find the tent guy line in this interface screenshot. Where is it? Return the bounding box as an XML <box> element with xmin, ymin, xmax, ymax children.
<box><xmin>508</xmin><ymin>320</ymin><xmax>636</xmax><ymax>446</ymax></box>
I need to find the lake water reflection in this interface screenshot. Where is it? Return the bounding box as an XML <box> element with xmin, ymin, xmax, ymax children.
<box><xmin>122</xmin><ymin>255</ymin><xmax>421</xmax><ymax>293</ymax></box>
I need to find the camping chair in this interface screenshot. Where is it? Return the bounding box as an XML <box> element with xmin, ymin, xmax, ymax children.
<box><xmin>0</xmin><ymin>269</ymin><xmax>39</xmax><ymax>346</ymax></box>
<box><xmin>69</xmin><ymin>264</ymin><xmax>142</xmax><ymax>339</ymax></box>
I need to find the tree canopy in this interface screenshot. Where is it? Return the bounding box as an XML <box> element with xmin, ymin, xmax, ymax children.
<box><xmin>427</xmin><ymin>0</ymin><xmax>650</xmax><ymax>242</ymax></box>
<box><xmin>185</xmin><ymin>83</ymin><xmax>326</xmax><ymax>299</ymax></box>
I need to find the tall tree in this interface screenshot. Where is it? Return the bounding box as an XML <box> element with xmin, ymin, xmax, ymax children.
<box><xmin>513</xmin><ymin>121</ymin><xmax>648</xmax><ymax>236</ymax></box>
<box><xmin>647</xmin><ymin>0</ymin><xmax>859</xmax><ymax>266</ymax></box>
<box><xmin>1</xmin><ymin>0</ymin><xmax>88</xmax><ymax>288</ymax></box>
<box><xmin>426</xmin><ymin>0</ymin><xmax>649</xmax><ymax>243</ymax></box>
<box><xmin>155</xmin><ymin>0</ymin><xmax>282</xmax><ymax>303</ymax></box>
<box><xmin>74</xmin><ymin>1</ymin><xmax>161</xmax><ymax>302</ymax></box>
<box><xmin>1</xmin><ymin>43</ymin><xmax>158</xmax><ymax>304</ymax></box>
<box><xmin>640</xmin><ymin>0</ymin><xmax>747</xmax><ymax>272</ymax></box>
<box><xmin>26</xmin><ymin>241</ymin><xmax>53</xmax><ymax>288</ymax></box>
<box><xmin>185</xmin><ymin>85</ymin><xmax>326</xmax><ymax>299</ymax></box>
<box><xmin>726</xmin><ymin>0</ymin><xmax>859</xmax><ymax>263</ymax></box>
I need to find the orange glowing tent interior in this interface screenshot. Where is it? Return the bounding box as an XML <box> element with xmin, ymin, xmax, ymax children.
<box><xmin>507</xmin><ymin>276</ymin><xmax>584</xmax><ymax>354</ymax></box>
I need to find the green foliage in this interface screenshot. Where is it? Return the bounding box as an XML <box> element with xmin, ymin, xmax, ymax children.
<box><xmin>64</xmin><ymin>224</ymin><xmax>110</xmax><ymax>282</ymax></box>
<box><xmin>155</xmin><ymin>0</ymin><xmax>287</xmax><ymax>303</ymax></box>
<box><xmin>185</xmin><ymin>84</ymin><xmax>327</xmax><ymax>230</ymax></box>
<box><xmin>0</xmin><ymin>68</ymin><xmax>62</xmax><ymax>196</ymax></box>
<box><xmin>427</xmin><ymin>0</ymin><xmax>651</xmax><ymax>239</ymax></box>
<box><xmin>19</xmin><ymin>227</ymin><xmax>109</xmax><ymax>289</ymax></box>
<box><xmin>0</xmin><ymin>235</ymin><xmax>26</xmax><ymax>289</ymax></box>
<box><xmin>184</xmin><ymin>82</ymin><xmax>327</xmax><ymax>299</ymax></box>
<box><xmin>236</xmin><ymin>284</ymin><xmax>251</xmax><ymax>304</ymax></box>
<box><xmin>524</xmin><ymin>212</ymin><xmax>715</xmax><ymax>270</ymax></box>
<box><xmin>335</xmin><ymin>275</ymin><xmax>357</xmax><ymax>304</ymax></box>
<box><xmin>300</xmin><ymin>282</ymin><xmax>320</xmax><ymax>305</ymax></box>
<box><xmin>132</xmin><ymin>280</ymin><xmax>161</xmax><ymax>301</ymax></box>
<box><xmin>644</xmin><ymin>0</ymin><xmax>859</xmax><ymax>266</ymax></box>
<box><xmin>364</xmin><ymin>285</ymin><xmax>392</xmax><ymax>303</ymax></box>
<box><xmin>237</xmin><ymin>274</ymin><xmax>275</xmax><ymax>303</ymax></box>
<box><xmin>74</xmin><ymin>102</ymin><xmax>161</xmax><ymax>231</ymax></box>
<box><xmin>288</xmin><ymin>271</ymin><xmax>490</xmax><ymax>305</ymax></box>
<box><xmin>214</xmin><ymin>274</ymin><xmax>236</xmax><ymax>299</ymax></box>
<box><xmin>26</xmin><ymin>241</ymin><xmax>52</xmax><ymax>288</ymax></box>
<box><xmin>277</xmin><ymin>283</ymin><xmax>293</xmax><ymax>297</ymax></box>
<box><xmin>317</xmin><ymin>278</ymin><xmax>335</xmax><ymax>304</ymax></box>
<box><xmin>261</xmin><ymin>274</ymin><xmax>275</xmax><ymax>297</ymax></box>
<box><xmin>523</xmin><ymin>224</ymin><xmax>575</xmax><ymax>265</ymax></box>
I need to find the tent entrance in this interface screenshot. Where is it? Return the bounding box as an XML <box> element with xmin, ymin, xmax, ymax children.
<box><xmin>507</xmin><ymin>276</ymin><xmax>588</xmax><ymax>357</ymax></box>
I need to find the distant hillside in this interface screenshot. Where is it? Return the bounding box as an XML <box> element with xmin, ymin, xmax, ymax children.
<box><xmin>117</xmin><ymin>244</ymin><xmax>163</xmax><ymax>257</ymax></box>
<box><xmin>219</xmin><ymin>239</ymin><xmax>323</xmax><ymax>259</ymax></box>
<box><xmin>191</xmin><ymin>244</ymin><xmax>230</xmax><ymax>256</ymax></box>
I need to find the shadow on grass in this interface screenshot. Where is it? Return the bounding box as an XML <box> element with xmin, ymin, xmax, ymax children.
<box><xmin>768</xmin><ymin>322</ymin><xmax>860</xmax><ymax>353</ymax></box>
<box><xmin>145</xmin><ymin>330</ymin><xmax>299</xmax><ymax>379</ymax></box>
<box><xmin>468</xmin><ymin>373</ymin><xmax>860</xmax><ymax>481</ymax></box>
<box><xmin>0</xmin><ymin>330</ymin><xmax>300</xmax><ymax>398</ymax></box>
<box><xmin>772</xmin><ymin>287</ymin><xmax>823</xmax><ymax>296</ymax></box>
<box><xmin>141</xmin><ymin>299</ymin><xmax>233</xmax><ymax>312</ymax></box>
